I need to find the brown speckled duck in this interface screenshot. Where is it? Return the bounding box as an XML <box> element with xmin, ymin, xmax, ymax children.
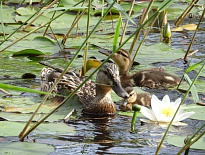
<box><xmin>40</xmin><ymin>63</ymin><xmax>129</xmax><ymax>116</ymax></box>
<box><xmin>99</xmin><ymin>48</ymin><xmax>180</xmax><ymax>89</ymax></box>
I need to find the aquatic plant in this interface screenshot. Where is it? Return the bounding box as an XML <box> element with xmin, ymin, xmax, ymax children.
<box><xmin>140</xmin><ymin>94</ymin><xmax>195</xmax><ymax>127</ymax></box>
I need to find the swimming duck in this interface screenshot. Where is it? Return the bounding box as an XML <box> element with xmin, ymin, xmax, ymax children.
<box><xmin>119</xmin><ymin>87</ymin><xmax>151</xmax><ymax>111</ymax></box>
<box><xmin>99</xmin><ymin>48</ymin><xmax>180</xmax><ymax>89</ymax></box>
<box><xmin>40</xmin><ymin>63</ymin><xmax>129</xmax><ymax>116</ymax></box>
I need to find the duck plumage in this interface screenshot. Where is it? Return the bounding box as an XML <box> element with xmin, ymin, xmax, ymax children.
<box><xmin>40</xmin><ymin>63</ymin><xmax>129</xmax><ymax>116</ymax></box>
<box><xmin>99</xmin><ymin>48</ymin><xmax>180</xmax><ymax>89</ymax></box>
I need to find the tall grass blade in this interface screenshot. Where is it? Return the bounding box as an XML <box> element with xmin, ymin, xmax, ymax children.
<box><xmin>0</xmin><ymin>1</ymin><xmax>5</xmax><ymax>40</ymax></box>
<box><xmin>113</xmin><ymin>17</ymin><xmax>121</xmax><ymax>52</ymax></box>
<box><xmin>185</xmin><ymin>60</ymin><xmax>204</xmax><ymax>73</ymax></box>
<box><xmin>184</xmin><ymin>74</ymin><xmax>199</xmax><ymax>103</ymax></box>
<box><xmin>107</xmin><ymin>0</ymin><xmax>135</xmax><ymax>25</ymax></box>
<box><xmin>0</xmin><ymin>83</ymin><xmax>52</xmax><ymax>96</ymax></box>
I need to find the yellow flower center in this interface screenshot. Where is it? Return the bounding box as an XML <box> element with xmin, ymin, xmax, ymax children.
<box><xmin>161</xmin><ymin>107</ymin><xmax>175</xmax><ymax>117</ymax></box>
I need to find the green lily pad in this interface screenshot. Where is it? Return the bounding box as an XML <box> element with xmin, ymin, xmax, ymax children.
<box><xmin>0</xmin><ymin>121</ymin><xmax>75</xmax><ymax>137</ymax></box>
<box><xmin>92</xmin><ymin>41</ymin><xmax>185</xmax><ymax>65</ymax></box>
<box><xmin>0</xmin><ymin>142</ymin><xmax>54</xmax><ymax>155</ymax></box>
<box><xmin>16</xmin><ymin>6</ymin><xmax>37</xmax><ymax>16</ymax></box>
<box><xmin>0</xmin><ymin>5</ymin><xmax>16</xmax><ymax>23</ymax></box>
<box><xmin>167</xmin><ymin>135</ymin><xmax>205</xmax><ymax>150</ymax></box>
<box><xmin>0</xmin><ymin>97</ymin><xmax>58</xmax><ymax>113</ymax></box>
<box><xmin>12</xmin><ymin>49</ymin><xmax>45</xmax><ymax>57</ymax></box>
<box><xmin>0</xmin><ymin>95</ymin><xmax>83</xmax><ymax>122</ymax></box>
<box><xmin>184</xmin><ymin>104</ymin><xmax>205</xmax><ymax>121</ymax></box>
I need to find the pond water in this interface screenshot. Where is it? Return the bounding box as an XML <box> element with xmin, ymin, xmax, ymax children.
<box><xmin>45</xmin><ymin>115</ymin><xmax>204</xmax><ymax>155</ymax></box>
<box><xmin>0</xmin><ymin>2</ymin><xmax>205</xmax><ymax>155</ymax></box>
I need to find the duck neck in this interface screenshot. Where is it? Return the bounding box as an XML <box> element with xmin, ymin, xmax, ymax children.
<box><xmin>119</xmin><ymin>68</ymin><xmax>130</xmax><ymax>77</ymax></box>
<box><xmin>95</xmin><ymin>84</ymin><xmax>112</xmax><ymax>101</ymax></box>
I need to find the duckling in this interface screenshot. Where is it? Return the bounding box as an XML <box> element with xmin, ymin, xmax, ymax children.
<box><xmin>40</xmin><ymin>63</ymin><xmax>129</xmax><ymax>116</ymax></box>
<box><xmin>119</xmin><ymin>87</ymin><xmax>151</xmax><ymax>111</ymax></box>
<box><xmin>99</xmin><ymin>48</ymin><xmax>180</xmax><ymax>89</ymax></box>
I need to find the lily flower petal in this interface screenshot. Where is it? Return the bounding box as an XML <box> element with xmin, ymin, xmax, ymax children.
<box><xmin>172</xmin><ymin>98</ymin><xmax>181</xmax><ymax>111</ymax></box>
<box><xmin>140</xmin><ymin>106</ymin><xmax>157</xmax><ymax>121</ymax></box>
<box><xmin>162</xmin><ymin>95</ymin><xmax>170</xmax><ymax>105</ymax></box>
<box><xmin>174</xmin><ymin>111</ymin><xmax>195</xmax><ymax>122</ymax></box>
<box><xmin>151</xmin><ymin>95</ymin><xmax>164</xmax><ymax>121</ymax></box>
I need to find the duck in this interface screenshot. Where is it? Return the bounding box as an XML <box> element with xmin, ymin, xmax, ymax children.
<box><xmin>99</xmin><ymin>48</ymin><xmax>180</xmax><ymax>89</ymax></box>
<box><xmin>40</xmin><ymin>62</ymin><xmax>129</xmax><ymax>116</ymax></box>
<box><xmin>119</xmin><ymin>87</ymin><xmax>151</xmax><ymax>112</ymax></box>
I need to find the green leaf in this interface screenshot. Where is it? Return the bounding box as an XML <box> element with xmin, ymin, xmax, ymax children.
<box><xmin>33</xmin><ymin>36</ymin><xmax>55</xmax><ymax>45</ymax></box>
<box><xmin>167</xmin><ymin>135</ymin><xmax>205</xmax><ymax>150</ymax></box>
<box><xmin>0</xmin><ymin>95</ymin><xmax>82</xmax><ymax>121</ymax></box>
<box><xmin>0</xmin><ymin>142</ymin><xmax>54</xmax><ymax>155</ymax></box>
<box><xmin>118</xmin><ymin>111</ymin><xmax>143</xmax><ymax>117</ymax></box>
<box><xmin>0</xmin><ymin>83</ymin><xmax>52</xmax><ymax>95</ymax></box>
<box><xmin>184</xmin><ymin>104</ymin><xmax>205</xmax><ymax>121</ymax></box>
<box><xmin>0</xmin><ymin>121</ymin><xmax>75</xmax><ymax>137</ymax></box>
<box><xmin>185</xmin><ymin>60</ymin><xmax>205</xmax><ymax>73</ymax></box>
<box><xmin>107</xmin><ymin>0</ymin><xmax>136</xmax><ymax>25</ymax></box>
<box><xmin>113</xmin><ymin>17</ymin><xmax>121</xmax><ymax>52</ymax></box>
<box><xmin>16</xmin><ymin>6</ymin><xmax>37</xmax><ymax>16</ymax></box>
<box><xmin>12</xmin><ymin>49</ymin><xmax>45</xmax><ymax>57</ymax></box>
<box><xmin>184</xmin><ymin>74</ymin><xmax>199</xmax><ymax>103</ymax></box>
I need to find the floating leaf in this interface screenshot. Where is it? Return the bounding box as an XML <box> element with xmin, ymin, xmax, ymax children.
<box><xmin>33</xmin><ymin>36</ymin><xmax>55</xmax><ymax>45</ymax></box>
<box><xmin>0</xmin><ymin>121</ymin><xmax>75</xmax><ymax>137</ymax></box>
<box><xmin>172</xmin><ymin>24</ymin><xmax>197</xmax><ymax>31</ymax></box>
<box><xmin>16</xmin><ymin>6</ymin><xmax>37</xmax><ymax>15</ymax></box>
<box><xmin>107</xmin><ymin>0</ymin><xmax>136</xmax><ymax>25</ymax></box>
<box><xmin>86</xmin><ymin>59</ymin><xmax>101</xmax><ymax>72</ymax></box>
<box><xmin>0</xmin><ymin>142</ymin><xmax>54</xmax><ymax>155</ymax></box>
<box><xmin>12</xmin><ymin>49</ymin><xmax>45</xmax><ymax>57</ymax></box>
<box><xmin>167</xmin><ymin>135</ymin><xmax>205</xmax><ymax>150</ymax></box>
<box><xmin>184</xmin><ymin>104</ymin><xmax>205</xmax><ymax>121</ymax></box>
<box><xmin>0</xmin><ymin>95</ymin><xmax>82</xmax><ymax>121</ymax></box>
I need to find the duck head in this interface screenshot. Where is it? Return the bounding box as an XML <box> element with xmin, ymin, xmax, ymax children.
<box><xmin>96</xmin><ymin>62</ymin><xmax>129</xmax><ymax>99</ymax></box>
<box><xmin>99</xmin><ymin>49</ymin><xmax>131</xmax><ymax>76</ymax></box>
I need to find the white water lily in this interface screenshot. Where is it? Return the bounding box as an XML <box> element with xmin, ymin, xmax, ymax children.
<box><xmin>140</xmin><ymin>94</ymin><xmax>195</xmax><ymax>126</ymax></box>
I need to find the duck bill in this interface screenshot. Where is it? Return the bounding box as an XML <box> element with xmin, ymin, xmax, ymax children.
<box><xmin>98</xmin><ymin>48</ymin><xmax>112</xmax><ymax>56</ymax></box>
<box><xmin>112</xmin><ymin>81</ymin><xmax>129</xmax><ymax>101</ymax></box>
<box><xmin>123</xmin><ymin>98</ymin><xmax>128</xmax><ymax>107</ymax></box>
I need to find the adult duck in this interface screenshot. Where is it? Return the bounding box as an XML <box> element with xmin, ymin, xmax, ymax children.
<box><xmin>40</xmin><ymin>63</ymin><xmax>129</xmax><ymax>116</ymax></box>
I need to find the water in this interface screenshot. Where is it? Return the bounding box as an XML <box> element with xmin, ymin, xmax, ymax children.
<box><xmin>33</xmin><ymin>114</ymin><xmax>204</xmax><ymax>154</ymax></box>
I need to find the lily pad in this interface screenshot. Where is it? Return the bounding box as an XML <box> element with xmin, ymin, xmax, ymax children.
<box><xmin>167</xmin><ymin>135</ymin><xmax>205</xmax><ymax>150</ymax></box>
<box><xmin>0</xmin><ymin>121</ymin><xmax>75</xmax><ymax>137</ymax></box>
<box><xmin>93</xmin><ymin>41</ymin><xmax>185</xmax><ymax>65</ymax></box>
<box><xmin>0</xmin><ymin>97</ymin><xmax>58</xmax><ymax>113</ymax></box>
<box><xmin>183</xmin><ymin>104</ymin><xmax>205</xmax><ymax>121</ymax></box>
<box><xmin>0</xmin><ymin>142</ymin><xmax>54</xmax><ymax>155</ymax></box>
<box><xmin>0</xmin><ymin>95</ymin><xmax>83</xmax><ymax>121</ymax></box>
<box><xmin>172</xmin><ymin>24</ymin><xmax>198</xmax><ymax>31</ymax></box>
<box><xmin>12</xmin><ymin>49</ymin><xmax>44</xmax><ymax>57</ymax></box>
